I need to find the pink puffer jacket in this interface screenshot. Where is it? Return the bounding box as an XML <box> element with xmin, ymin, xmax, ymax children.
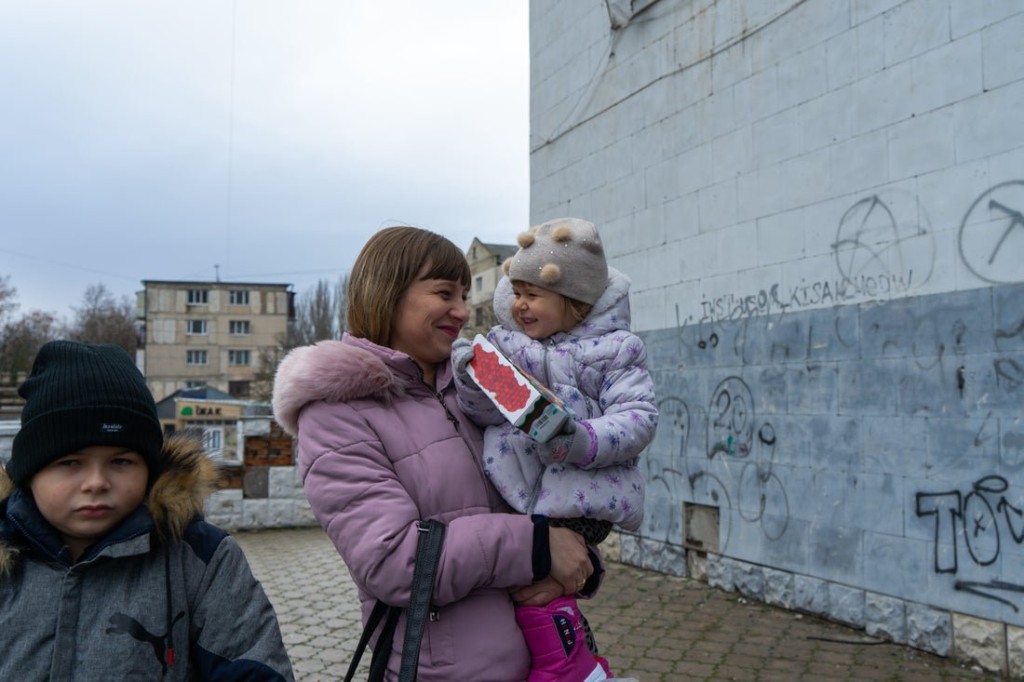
<box><xmin>273</xmin><ymin>334</ymin><xmax>534</xmax><ymax>681</ymax></box>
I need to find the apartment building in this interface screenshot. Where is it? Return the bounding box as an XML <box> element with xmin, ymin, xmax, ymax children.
<box><xmin>465</xmin><ymin>238</ymin><xmax>516</xmax><ymax>334</ymax></box>
<box><xmin>138</xmin><ymin>280</ymin><xmax>294</xmax><ymax>401</ymax></box>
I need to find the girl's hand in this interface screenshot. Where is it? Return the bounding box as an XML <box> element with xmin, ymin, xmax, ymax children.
<box><xmin>511</xmin><ymin>576</ymin><xmax>564</xmax><ymax>606</ymax></box>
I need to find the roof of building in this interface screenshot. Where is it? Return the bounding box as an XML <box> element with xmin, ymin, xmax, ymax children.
<box><xmin>141</xmin><ymin>279</ymin><xmax>292</xmax><ymax>288</ymax></box>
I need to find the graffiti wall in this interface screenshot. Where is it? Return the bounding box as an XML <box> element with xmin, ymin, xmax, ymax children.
<box><xmin>529</xmin><ymin>0</ymin><xmax>1024</xmax><ymax>663</ymax></box>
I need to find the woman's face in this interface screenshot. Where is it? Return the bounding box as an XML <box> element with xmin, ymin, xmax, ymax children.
<box><xmin>391</xmin><ymin>272</ymin><xmax>469</xmax><ymax>379</ymax></box>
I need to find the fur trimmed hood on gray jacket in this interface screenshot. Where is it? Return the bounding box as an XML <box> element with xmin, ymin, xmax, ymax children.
<box><xmin>0</xmin><ymin>435</ymin><xmax>294</xmax><ymax>681</ymax></box>
<box><xmin>0</xmin><ymin>434</ymin><xmax>217</xmax><ymax>576</ymax></box>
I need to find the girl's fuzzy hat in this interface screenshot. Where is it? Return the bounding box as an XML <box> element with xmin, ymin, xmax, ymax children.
<box><xmin>9</xmin><ymin>340</ymin><xmax>163</xmax><ymax>488</ymax></box>
<box><xmin>503</xmin><ymin>217</ymin><xmax>609</xmax><ymax>305</ymax></box>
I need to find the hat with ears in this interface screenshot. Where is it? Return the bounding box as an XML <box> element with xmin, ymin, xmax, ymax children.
<box><xmin>503</xmin><ymin>217</ymin><xmax>609</xmax><ymax>305</ymax></box>
<box><xmin>9</xmin><ymin>340</ymin><xmax>164</xmax><ymax>489</ymax></box>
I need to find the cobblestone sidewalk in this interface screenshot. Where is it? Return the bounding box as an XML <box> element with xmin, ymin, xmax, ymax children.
<box><xmin>234</xmin><ymin>527</ymin><xmax>998</xmax><ymax>681</ymax></box>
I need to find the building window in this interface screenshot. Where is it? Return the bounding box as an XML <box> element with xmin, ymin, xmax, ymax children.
<box><xmin>229</xmin><ymin>380</ymin><xmax>251</xmax><ymax>398</ymax></box>
<box><xmin>228</xmin><ymin>349</ymin><xmax>251</xmax><ymax>366</ymax></box>
<box><xmin>476</xmin><ymin>308</ymin><xmax>484</xmax><ymax>327</ymax></box>
<box><xmin>229</xmin><ymin>290</ymin><xmax>250</xmax><ymax>306</ymax></box>
<box><xmin>203</xmin><ymin>427</ymin><xmax>223</xmax><ymax>457</ymax></box>
<box><xmin>186</xmin><ymin>381</ymin><xmax>206</xmax><ymax>389</ymax></box>
<box><xmin>186</xmin><ymin>319</ymin><xmax>208</xmax><ymax>335</ymax></box>
<box><xmin>186</xmin><ymin>350</ymin><xmax>208</xmax><ymax>365</ymax></box>
<box><xmin>187</xmin><ymin>289</ymin><xmax>209</xmax><ymax>305</ymax></box>
<box><xmin>229</xmin><ymin>320</ymin><xmax>251</xmax><ymax>335</ymax></box>
<box><xmin>475</xmin><ymin>276</ymin><xmax>483</xmax><ymax>292</ymax></box>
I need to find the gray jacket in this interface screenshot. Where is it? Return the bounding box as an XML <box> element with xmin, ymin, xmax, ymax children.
<box><xmin>0</xmin><ymin>436</ymin><xmax>294</xmax><ymax>681</ymax></box>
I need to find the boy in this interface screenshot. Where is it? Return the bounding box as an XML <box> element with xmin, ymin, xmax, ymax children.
<box><xmin>0</xmin><ymin>340</ymin><xmax>294</xmax><ymax>680</ymax></box>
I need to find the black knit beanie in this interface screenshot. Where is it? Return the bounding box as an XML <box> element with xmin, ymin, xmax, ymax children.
<box><xmin>9</xmin><ymin>340</ymin><xmax>163</xmax><ymax>489</ymax></box>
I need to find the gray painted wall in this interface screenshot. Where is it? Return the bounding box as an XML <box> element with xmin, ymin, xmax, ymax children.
<box><xmin>529</xmin><ymin>0</ymin><xmax>1024</xmax><ymax>668</ymax></box>
<box><xmin>630</xmin><ymin>281</ymin><xmax>1024</xmax><ymax>624</ymax></box>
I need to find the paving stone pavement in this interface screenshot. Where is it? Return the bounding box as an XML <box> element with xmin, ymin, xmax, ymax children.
<box><xmin>234</xmin><ymin>527</ymin><xmax>1000</xmax><ymax>682</ymax></box>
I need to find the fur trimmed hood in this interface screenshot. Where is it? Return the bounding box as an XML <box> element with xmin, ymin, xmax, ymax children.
<box><xmin>272</xmin><ymin>336</ymin><xmax>410</xmax><ymax>437</ymax></box>
<box><xmin>0</xmin><ymin>434</ymin><xmax>218</xmax><ymax>576</ymax></box>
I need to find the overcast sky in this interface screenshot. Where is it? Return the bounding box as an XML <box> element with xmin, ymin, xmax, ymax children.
<box><xmin>0</xmin><ymin>1</ymin><xmax>529</xmax><ymax>318</ymax></box>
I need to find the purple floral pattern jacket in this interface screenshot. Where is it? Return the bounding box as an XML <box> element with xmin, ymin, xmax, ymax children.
<box><xmin>455</xmin><ymin>267</ymin><xmax>658</xmax><ymax>531</ymax></box>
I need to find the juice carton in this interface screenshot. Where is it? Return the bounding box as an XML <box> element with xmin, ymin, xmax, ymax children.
<box><xmin>465</xmin><ymin>334</ymin><xmax>571</xmax><ymax>442</ymax></box>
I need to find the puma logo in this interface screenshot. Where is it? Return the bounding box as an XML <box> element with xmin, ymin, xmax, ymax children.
<box><xmin>107</xmin><ymin>611</ymin><xmax>186</xmax><ymax>673</ymax></box>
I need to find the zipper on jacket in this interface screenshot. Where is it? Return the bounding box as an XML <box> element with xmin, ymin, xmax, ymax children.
<box><xmin>414</xmin><ymin>363</ymin><xmax>459</xmax><ymax>429</ymax></box>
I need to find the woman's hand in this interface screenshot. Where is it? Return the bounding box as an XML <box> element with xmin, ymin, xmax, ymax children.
<box><xmin>548</xmin><ymin>526</ymin><xmax>592</xmax><ymax>595</ymax></box>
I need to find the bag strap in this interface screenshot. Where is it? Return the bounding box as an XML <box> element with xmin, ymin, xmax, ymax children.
<box><xmin>342</xmin><ymin>520</ymin><xmax>446</xmax><ymax>682</ymax></box>
<box><xmin>343</xmin><ymin>599</ymin><xmax>391</xmax><ymax>682</ymax></box>
<box><xmin>399</xmin><ymin>520</ymin><xmax>446</xmax><ymax>682</ymax></box>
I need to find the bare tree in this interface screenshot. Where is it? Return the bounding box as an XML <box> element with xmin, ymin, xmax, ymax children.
<box><xmin>67</xmin><ymin>283</ymin><xmax>138</xmax><ymax>354</ymax></box>
<box><xmin>252</xmin><ymin>276</ymin><xmax>349</xmax><ymax>403</ymax></box>
<box><xmin>0</xmin><ymin>309</ymin><xmax>59</xmax><ymax>383</ymax></box>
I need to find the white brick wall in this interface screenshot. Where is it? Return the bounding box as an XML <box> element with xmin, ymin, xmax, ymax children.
<box><xmin>530</xmin><ymin>0</ymin><xmax>1024</xmax><ymax>332</ymax></box>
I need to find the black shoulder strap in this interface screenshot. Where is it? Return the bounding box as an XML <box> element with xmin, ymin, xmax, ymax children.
<box><xmin>399</xmin><ymin>520</ymin><xmax>446</xmax><ymax>681</ymax></box>
<box><xmin>342</xmin><ymin>519</ymin><xmax>446</xmax><ymax>682</ymax></box>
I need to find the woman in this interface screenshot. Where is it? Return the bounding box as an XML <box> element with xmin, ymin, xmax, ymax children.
<box><xmin>272</xmin><ymin>226</ymin><xmax>595</xmax><ymax>681</ymax></box>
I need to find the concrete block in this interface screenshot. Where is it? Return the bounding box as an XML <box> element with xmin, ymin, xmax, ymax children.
<box><xmin>825</xmin><ymin>29</ymin><xmax>857</xmax><ymax>90</ymax></box>
<box><xmin>1007</xmin><ymin>625</ymin><xmax>1024</xmax><ymax>680</ymax></box>
<box><xmin>267</xmin><ymin>499</ymin><xmax>294</xmax><ymax>527</ymax></box>
<box><xmin>700</xmin><ymin>180</ymin><xmax>740</xmax><ymax>234</ymax></box>
<box><xmin>763</xmin><ymin>567</ymin><xmax>796</xmax><ymax>609</ymax></box>
<box><xmin>268</xmin><ymin>465</ymin><xmax>302</xmax><ymax>498</ymax></box>
<box><xmin>733</xmin><ymin>66</ymin><xmax>778</xmax><ymax>127</ymax></box>
<box><xmin>887</xmin><ymin>108</ymin><xmax>955</xmax><ymax>181</ymax></box>
<box><xmin>807</xmin><ymin>415</ymin><xmax>862</xmax><ymax>473</ymax></box>
<box><xmin>732</xmin><ymin>560</ymin><xmax>766</xmax><ymax>600</ymax></box>
<box><xmin>953</xmin><ymin>613</ymin><xmax>1007</xmax><ymax>676</ymax></box>
<box><xmin>799</xmin><ymin>86</ymin><xmax>854</xmax><ymax>156</ymax></box>
<box><xmin>861</xmin><ymin>416</ymin><xmax>929</xmax><ymax>477</ymax></box>
<box><xmin>787</xmin><ymin>364</ymin><xmax>838</xmax><ymax>415</ymax></box>
<box><xmin>982</xmin><ymin>12</ymin><xmax>1024</xmax><ymax>90</ymax></box>
<box><xmin>910</xmin><ymin>33</ymin><xmax>982</xmax><ymax>117</ymax></box>
<box><xmin>866</xmin><ymin>592</ymin><xmax>907</xmax><ymax>643</ymax></box>
<box><xmin>856</xmin><ymin>14</ymin><xmax>887</xmax><ymax>77</ymax></box>
<box><xmin>951</xmin><ymin>0</ymin><xmax>1022</xmax><ymax>38</ymax></box>
<box><xmin>756</xmin><ymin>209</ymin><xmax>806</xmax><ymax>267</ymax></box>
<box><xmin>205</xmin><ymin>490</ymin><xmax>243</xmax><ymax>530</ymax></box>
<box><xmin>955</xmin><ymin>81</ymin><xmax>1024</xmax><ymax>164</ymax></box>
<box><xmin>994</xmin><ymin>282</ymin><xmax>1024</xmax><ymax>352</ymax></box>
<box><xmin>851</xmin><ymin>61</ymin><xmax>913</xmax><ymax>135</ymax></box>
<box><xmin>753</xmin><ymin>107</ymin><xmax>801</xmax><ymax>169</ymax></box>
<box><xmin>293</xmin><ymin>500</ymin><xmax>317</xmax><ymax>527</ymax></box>
<box><xmin>883</xmin><ymin>0</ymin><xmax>951</xmax><ymax>67</ymax></box>
<box><xmin>828</xmin><ymin>129</ymin><xmax>890</xmax><ymax>197</ymax></box>
<box><xmin>777</xmin><ymin>44</ymin><xmax>828</xmax><ymax>110</ymax></box>
<box><xmin>907</xmin><ymin>602</ymin><xmax>952</xmax><ymax>656</ymax></box>
<box><xmin>864</xmin><ymin>532</ymin><xmax>937</xmax><ymax>593</ymax></box>
<box><xmin>620</xmin><ymin>535</ymin><xmax>686</xmax><ymax>577</ymax></box>
<box><xmin>793</xmin><ymin>574</ymin><xmax>830</xmax><ymax>617</ymax></box>
<box><xmin>924</xmin><ymin>416</ymin><xmax>1000</xmax><ymax>485</ymax></box>
<box><xmin>707</xmin><ymin>554</ymin><xmax>735</xmax><ymax>592</ymax></box>
<box><xmin>808</xmin><ymin>523</ymin><xmax>863</xmax><ymax>585</ymax></box>
<box><xmin>712</xmin><ymin>126</ymin><xmax>753</xmax><ymax>184</ymax></box>
<box><xmin>837</xmin><ymin>358</ymin><xmax>901</xmax><ymax>416</ymax></box>
<box><xmin>829</xmin><ymin>583</ymin><xmax>866</xmax><ymax>628</ymax></box>
<box><xmin>241</xmin><ymin>499</ymin><xmax>270</xmax><ymax>528</ymax></box>
<box><xmin>852</xmin><ymin>0</ymin><xmax>904</xmax><ymax>24</ymax></box>
<box><xmin>243</xmin><ymin>466</ymin><xmax>269</xmax><ymax>499</ymax></box>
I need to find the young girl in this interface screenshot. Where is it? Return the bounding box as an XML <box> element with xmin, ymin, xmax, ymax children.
<box><xmin>453</xmin><ymin>217</ymin><xmax>658</xmax><ymax>682</ymax></box>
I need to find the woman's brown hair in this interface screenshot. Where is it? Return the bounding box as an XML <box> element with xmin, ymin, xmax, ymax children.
<box><xmin>347</xmin><ymin>226</ymin><xmax>471</xmax><ymax>347</ymax></box>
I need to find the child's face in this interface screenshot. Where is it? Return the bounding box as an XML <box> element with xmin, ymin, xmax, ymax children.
<box><xmin>511</xmin><ymin>281</ymin><xmax>576</xmax><ymax>340</ymax></box>
<box><xmin>30</xmin><ymin>445</ymin><xmax>149</xmax><ymax>560</ymax></box>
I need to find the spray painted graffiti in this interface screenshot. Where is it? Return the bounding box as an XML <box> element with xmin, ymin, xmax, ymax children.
<box><xmin>704</xmin><ymin>377</ymin><xmax>790</xmax><ymax>542</ymax></box>
<box><xmin>959</xmin><ymin>181</ymin><xmax>1024</xmax><ymax>284</ymax></box>
<box><xmin>916</xmin><ymin>475</ymin><xmax>1024</xmax><ymax>610</ymax></box>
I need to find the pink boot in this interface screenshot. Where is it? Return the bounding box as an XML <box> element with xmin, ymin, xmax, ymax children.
<box><xmin>515</xmin><ymin>597</ymin><xmax>608</xmax><ymax>682</ymax></box>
